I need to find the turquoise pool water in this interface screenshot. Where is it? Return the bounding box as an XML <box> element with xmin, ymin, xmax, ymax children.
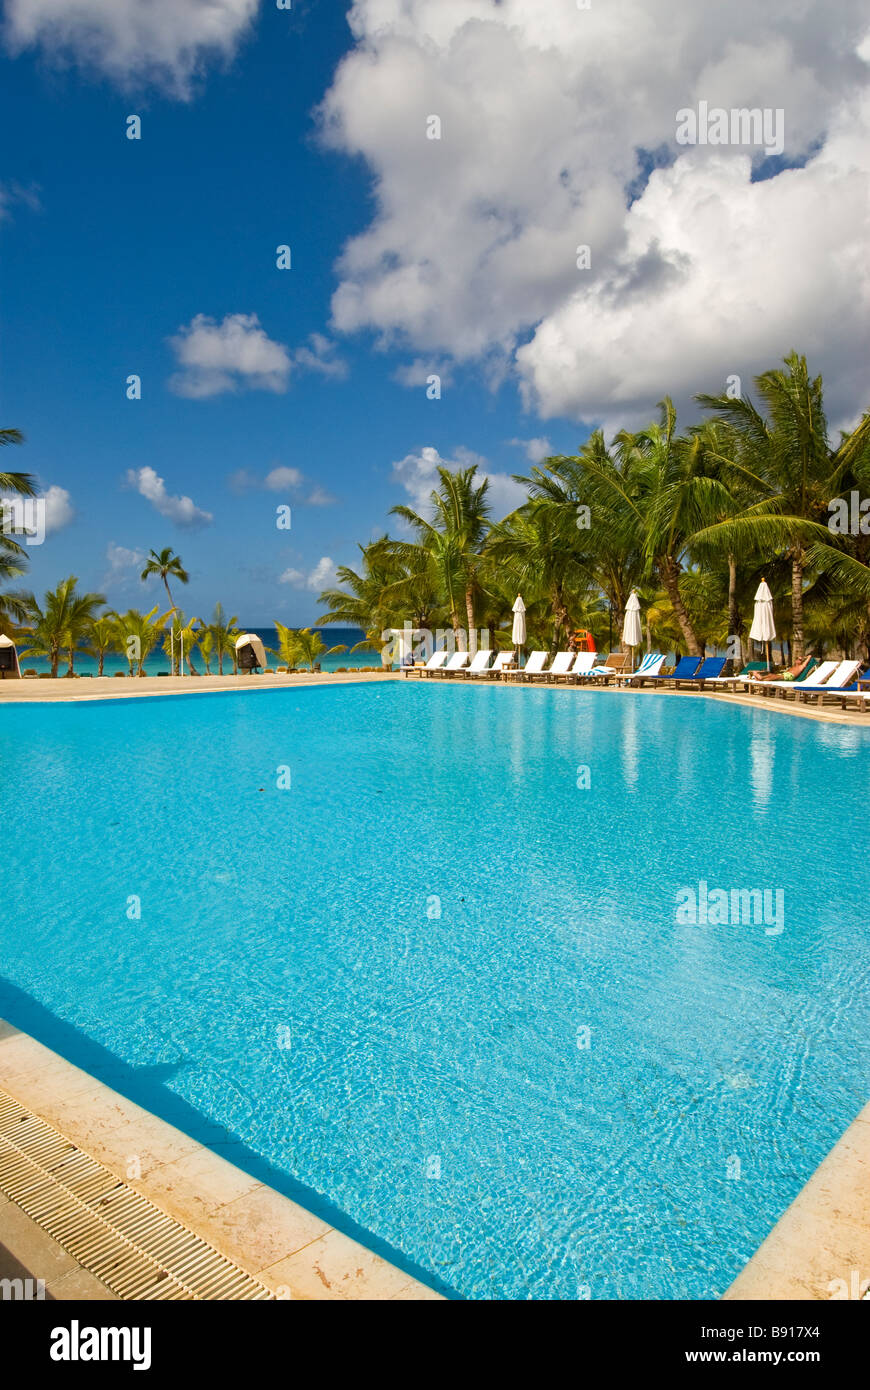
<box><xmin>1</xmin><ymin>683</ymin><xmax>867</xmax><ymax>1299</ymax></box>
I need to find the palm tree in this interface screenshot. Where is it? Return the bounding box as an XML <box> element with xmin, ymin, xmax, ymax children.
<box><xmin>199</xmin><ymin>629</ymin><xmax>215</xmax><ymax>674</ymax></box>
<box><xmin>695</xmin><ymin>354</ymin><xmax>841</xmax><ymax>659</ymax></box>
<box><xmin>318</xmin><ymin>537</ymin><xmax>445</xmax><ymax>661</ymax></box>
<box><xmin>140</xmin><ymin>548</ymin><xmax>189</xmax><ymax>617</ymax></box>
<box><xmin>21</xmin><ymin>577</ymin><xmax>106</xmax><ymax>677</ymax></box>
<box><xmin>390</xmin><ymin>467</ymin><xmax>490</xmax><ymax>655</ymax></box>
<box><xmin>112</xmin><ymin>607</ymin><xmax>169</xmax><ymax>676</ymax></box>
<box><xmin>273</xmin><ymin>624</ymin><xmax>345</xmax><ymax>672</ymax></box>
<box><xmin>522</xmin><ymin>433</ymin><xmax>646</xmax><ymax>646</ymax></box>
<box><xmin>85</xmin><ymin>616</ymin><xmax>116</xmax><ymax>676</ymax></box>
<box><xmin>205</xmin><ymin>603</ymin><xmax>239</xmax><ymax>676</ymax></box>
<box><xmin>486</xmin><ymin>502</ymin><xmax>589</xmax><ymax>653</ymax></box>
<box><xmin>0</xmin><ymin>427</ymin><xmax>37</xmax><ymax>637</ymax></box>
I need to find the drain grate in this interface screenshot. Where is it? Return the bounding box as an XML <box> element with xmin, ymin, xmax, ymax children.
<box><xmin>0</xmin><ymin>1090</ymin><xmax>273</xmax><ymax>1300</ymax></box>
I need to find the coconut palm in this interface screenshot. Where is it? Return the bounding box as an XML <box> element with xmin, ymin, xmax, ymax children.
<box><xmin>205</xmin><ymin>603</ymin><xmax>239</xmax><ymax>676</ymax></box>
<box><xmin>84</xmin><ymin>616</ymin><xmax>116</xmax><ymax>676</ymax></box>
<box><xmin>273</xmin><ymin>624</ymin><xmax>345</xmax><ymax>672</ymax></box>
<box><xmin>694</xmin><ymin>354</ymin><xmax>843</xmax><ymax>659</ymax></box>
<box><xmin>112</xmin><ymin>607</ymin><xmax>169</xmax><ymax>676</ymax></box>
<box><xmin>390</xmin><ymin>467</ymin><xmax>490</xmax><ymax>655</ymax></box>
<box><xmin>199</xmin><ymin>629</ymin><xmax>215</xmax><ymax>674</ymax></box>
<box><xmin>21</xmin><ymin>577</ymin><xmax>106</xmax><ymax>677</ymax></box>
<box><xmin>522</xmin><ymin>432</ymin><xmax>646</xmax><ymax>645</ymax></box>
<box><xmin>140</xmin><ymin>547</ymin><xmax>189</xmax><ymax>617</ymax></box>
<box><xmin>485</xmin><ymin>502</ymin><xmax>590</xmax><ymax>653</ymax></box>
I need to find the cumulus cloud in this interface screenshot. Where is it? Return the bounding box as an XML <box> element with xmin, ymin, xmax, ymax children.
<box><xmin>321</xmin><ymin>0</ymin><xmax>870</xmax><ymax>427</ymax></box>
<box><xmin>279</xmin><ymin>556</ymin><xmax>338</xmax><ymax>591</ymax></box>
<box><xmin>393</xmin><ymin>445</ymin><xmax>526</xmax><ymax>519</ymax></box>
<box><xmin>169</xmin><ymin>313</ymin><xmax>292</xmax><ymax>398</ymax></box>
<box><xmin>509</xmin><ymin>437</ymin><xmax>552</xmax><ymax>465</ymax></box>
<box><xmin>3</xmin><ymin>0</ymin><xmax>258</xmax><ymax>98</ymax></box>
<box><xmin>126</xmin><ymin>466</ymin><xmax>212</xmax><ymax>528</ymax></box>
<box><xmin>103</xmin><ymin>541</ymin><xmax>146</xmax><ymax>587</ymax></box>
<box><xmin>42</xmin><ymin>484</ymin><xmax>74</xmax><ymax>534</ymax></box>
<box><xmin>228</xmin><ymin>464</ymin><xmax>337</xmax><ymax>504</ymax></box>
<box><xmin>291</xmin><ymin>333</ymin><xmax>348</xmax><ymax>380</ymax></box>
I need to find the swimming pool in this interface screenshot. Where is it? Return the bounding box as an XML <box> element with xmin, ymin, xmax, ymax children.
<box><xmin>2</xmin><ymin>683</ymin><xmax>867</xmax><ymax>1298</ymax></box>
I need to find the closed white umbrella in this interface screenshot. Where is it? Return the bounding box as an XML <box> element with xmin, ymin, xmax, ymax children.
<box><xmin>622</xmin><ymin>591</ymin><xmax>642</xmax><ymax>668</ymax></box>
<box><xmin>511</xmin><ymin>595</ymin><xmax>526</xmax><ymax>668</ymax></box>
<box><xmin>749</xmin><ymin>578</ymin><xmax>776</xmax><ymax>669</ymax></box>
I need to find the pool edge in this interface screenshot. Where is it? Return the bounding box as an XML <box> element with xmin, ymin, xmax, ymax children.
<box><xmin>0</xmin><ymin>1018</ymin><xmax>443</xmax><ymax>1302</ymax></box>
<box><xmin>724</xmin><ymin>1099</ymin><xmax>870</xmax><ymax>1301</ymax></box>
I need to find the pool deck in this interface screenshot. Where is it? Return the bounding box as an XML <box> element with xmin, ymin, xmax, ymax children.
<box><xmin>0</xmin><ymin>1020</ymin><xmax>441</xmax><ymax>1301</ymax></box>
<box><xmin>0</xmin><ymin>669</ymin><xmax>866</xmax><ymax>726</ymax></box>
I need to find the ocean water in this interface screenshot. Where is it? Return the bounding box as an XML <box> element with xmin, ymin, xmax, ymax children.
<box><xmin>17</xmin><ymin>627</ymin><xmax>379</xmax><ymax>677</ymax></box>
<box><xmin>1</xmin><ymin>682</ymin><xmax>867</xmax><ymax>1299</ymax></box>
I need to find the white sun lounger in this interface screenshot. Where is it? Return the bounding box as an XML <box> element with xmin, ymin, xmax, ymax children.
<box><xmin>409</xmin><ymin>649</ymin><xmax>449</xmax><ymax>678</ymax></box>
<box><xmin>459</xmin><ymin>650</ymin><xmax>493</xmax><ymax>677</ymax></box>
<box><xmin>537</xmin><ymin>651</ymin><xmax>575</xmax><ymax>682</ymax></box>
<box><xmin>476</xmin><ymin>650</ymin><xmax>515</xmax><ymax>680</ymax></box>
<box><xmin>513</xmin><ymin>651</ymin><xmax>548</xmax><ymax>681</ymax></box>
<box><xmin>766</xmin><ymin>660</ymin><xmax>840</xmax><ymax>696</ymax></box>
<box><xmin>747</xmin><ymin>660</ymin><xmax>838</xmax><ymax>695</ymax></box>
<box><xmin>791</xmin><ymin>659</ymin><xmax>862</xmax><ymax>702</ymax></box>
<box><xmin>569</xmin><ymin>651</ymin><xmax>600</xmax><ymax>682</ymax></box>
<box><xmin>433</xmin><ymin>651</ymin><xmax>471</xmax><ymax>678</ymax></box>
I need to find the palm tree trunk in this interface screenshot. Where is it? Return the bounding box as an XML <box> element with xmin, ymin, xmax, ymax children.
<box><xmin>66</xmin><ymin>646</ymin><xmax>74</xmax><ymax>676</ymax></box>
<box><xmin>98</xmin><ymin>653</ymin><xmax>105</xmax><ymax>676</ymax></box>
<box><xmin>659</xmin><ymin>557</ymin><xmax>702</xmax><ymax>656</ymax></box>
<box><xmin>465</xmin><ymin>589</ymin><xmax>477</xmax><ymax>656</ymax></box>
<box><xmin>552</xmin><ymin>587</ymin><xmax>570</xmax><ymax>654</ymax></box>
<box><xmin>728</xmin><ymin>556</ymin><xmax>741</xmax><ymax>664</ymax></box>
<box><xmin>791</xmin><ymin>549</ymin><xmax>805</xmax><ymax>660</ymax></box>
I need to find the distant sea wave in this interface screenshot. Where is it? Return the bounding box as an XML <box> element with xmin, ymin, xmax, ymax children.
<box><xmin>18</xmin><ymin>628</ymin><xmax>380</xmax><ymax>676</ymax></box>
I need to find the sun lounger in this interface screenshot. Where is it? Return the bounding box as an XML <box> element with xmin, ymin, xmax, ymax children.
<box><xmin>568</xmin><ymin>651</ymin><xmax>600</xmax><ymax>682</ymax></box>
<box><xmin>476</xmin><ymin>650</ymin><xmax>515</xmax><ymax>680</ymax></box>
<box><xmin>673</xmin><ymin>656</ymin><xmax>727</xmax><ymax>688</ymax></box>
<box><xmin>513</xmin><ymin>651</ymin><xmax>548</xmax><ymax>681</ymax></box>
<box><xmin>587</xmin><ymin>651</ymin><xmax>632</xmax><ymax>683</ymax></box>
<box><xmin>409</xmin><ymin>650</ymin><xmax>449</xmax><ymax>678</ymax></box>
<box><xmin>706</xmin><ymin>659</ymin><xmax>808</xmax><ymax>690</ymax></box>
<box><xmin>624</xmin><ymin>652</ymin><xmax>666</xmax><ymax>685</ymax></box>
<box><xmin>638</xmin><ymin>655</ymin><xmax>702</xmax><ymax>686</ymax></box>
<box><xmin>758</xmin><ymin>660</ymin><xmax>838</xmax><ymax>696</ymax></box>
<box><xmin>790</xmin><ymin>659</ymin><xmax>862</xmax><ymax>702</ymax></box>
<box><xmin>433</xmin><ymin>651</ymin><xmax>471</xmax><ymax>678</ymax></box>
<box><xmin>538</xmin><ymin>651</ymin><xmax>575</xmax><ymax>682</ymax></box>
<box><xmin>459</xmin><ymin>650</ymin><xmax>493</xmax><ymax>677</ymax></box>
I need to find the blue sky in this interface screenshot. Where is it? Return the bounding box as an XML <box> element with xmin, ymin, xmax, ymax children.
<box><xmin>0</xmin><ymin>2</ymin><xmax>579</xmax><ymax>624</ymax></box>
<box><xmin>1</xmin><ymin>0</ymin><xmax>868</xmax><ymax>624</ymax></box>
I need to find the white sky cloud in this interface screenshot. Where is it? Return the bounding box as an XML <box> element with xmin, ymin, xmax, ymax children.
<box><xmin>4</xmin><ymin>0</ymin><xmax>258</xmax><ymax>98</ymax></box>
<box><xmin>509</xmin><ymin>437</ymin><xmax>552</xmax><ymax>465</ymax></box>
<box><xmin>321</xmin><ymin>0</ymin><xmax>870</xmax><ymax>428</ymax></box>
<box><xmin>279</xmin><ymin>557</ymin><xmax>338</xmax><ymax>591</ymax></box>
<box><xmin>227</xmin><ymin>465</ymin><xmax>336</xmax><ymax>505</ymax></box>
<box><xmin>126</xmin><ymin>466</ymin><xmax>213</xmax><ymax>528</ymax></box>
<box><xmin>42</xmin><ymin>484</ymin><xmax>74</xmax><ymax>534</ymax></box>
<box><xmin>392</xmin><ymin>445</ymin><xmax>526</xmax><ymax>520</ymax></box>
<box><xmin>169</xmin><ymin>313</ymin><xmax>292</xmax><ymax>398</ymax></box>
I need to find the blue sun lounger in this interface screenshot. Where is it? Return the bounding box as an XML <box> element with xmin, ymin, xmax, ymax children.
<box><xmin>639</xmin><ymin>655</ymin><xmax>702</xmax><ymax>686</ymax></box>
<box><xmin>673</xmin><ymin>655</ymin><xmax>728</xmax><ymax>687</ymax></box>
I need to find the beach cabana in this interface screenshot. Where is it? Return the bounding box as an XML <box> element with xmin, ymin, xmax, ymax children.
<box><xmin>235</xmin><ymin>633</ymin><xmax>267</xmax><ymax>672</ymax></box>
<box><xmin>0</xmin><ymin>634</ymin><xmax>21</xmax><ymax>679</ymax></box>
